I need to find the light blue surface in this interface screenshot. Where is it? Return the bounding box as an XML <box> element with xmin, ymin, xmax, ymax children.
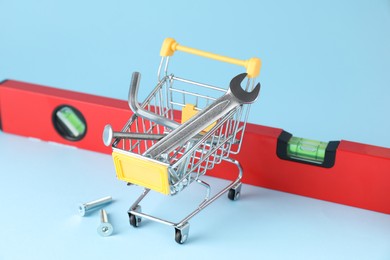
<box><xmin>0</xmin><ymin>132</ymin><xmax>390</xmax><ymax>259</ymax></box>
<box><xmin>1</xmin><ymin>1</ymin><xmax>390</xmax><ymax>259</ymax></box>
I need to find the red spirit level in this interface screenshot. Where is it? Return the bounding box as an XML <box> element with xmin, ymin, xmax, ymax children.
<box><xmin>1</xmin><ymin>79</ymin><xmax>389</xmax><ymax>214</ymax></box>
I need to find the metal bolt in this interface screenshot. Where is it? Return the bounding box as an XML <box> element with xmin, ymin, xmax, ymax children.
<box><xmin>78</xmin><ymin>196</ymin><xmax>112</xmax><ymax>216</ymax></box>
<box><xmin>97</xmin><ymin>209</ymin><xmax>113</xmax><ymax>237</ymax></box>
<box><xmin>103</xmin><ymin>124</ymin><xmax>166</xmax><ymax>146</ymax></box>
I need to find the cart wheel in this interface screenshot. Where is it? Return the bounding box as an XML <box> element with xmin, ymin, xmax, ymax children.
<box><xmin>128</xmin><ymin>205</ymin><xmax>142</xmax><ymax>228</ymax></box>
<box><xmin>228</xmin><ymin>183</ymin><xmax>242</xmax><ymax>201</ymax></box>
<box><xmin>129</xmin><ymin>214</ymin><xmax>141</xmax><ymax>227</ymax></box>
<box><xmin>174</xmin><ymin>222</ymin><xmax>190</xmax><ymax>244</ymax></box>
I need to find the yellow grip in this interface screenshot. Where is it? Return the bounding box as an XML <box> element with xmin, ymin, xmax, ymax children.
<box><xmin>160</xmin><ymin>38</ymin><xmax>261</xmax><ymax>78</ymax></box>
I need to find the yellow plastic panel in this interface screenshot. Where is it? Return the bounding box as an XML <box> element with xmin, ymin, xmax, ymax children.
<box><xmin>112</xmin><ymin>150</ymin><xmax>170</xmax><ymax>195</ymax></box>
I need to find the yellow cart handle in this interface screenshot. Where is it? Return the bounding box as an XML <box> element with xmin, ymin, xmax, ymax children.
<box><xmin>160</xmin><ymin>38</ymin><xmax>261</xmax><ymax>78</ymax></box>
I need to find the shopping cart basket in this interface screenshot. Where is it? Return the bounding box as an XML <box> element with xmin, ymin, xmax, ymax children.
<box><xmin>105</xmin><ymin>38</ymin><xmax>261</xmax><ymax>243</ymax></box>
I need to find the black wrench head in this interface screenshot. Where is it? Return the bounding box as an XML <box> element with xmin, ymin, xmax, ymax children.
<box><xmin>229</xmin><ymin>73</ymin><xmax>261</xmax><ymax>104</ymax></box>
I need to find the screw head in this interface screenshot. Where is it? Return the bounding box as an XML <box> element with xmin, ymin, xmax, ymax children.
<box><xmin>97</xmin><ymin>223</ymin><xmax>114</xmax><ymax>237</ymax></box>
<box><xmin>103</xmin><ymin>124</ymin><xmax>113</xmax><ymax>147</ymax></box>
<box><xmin>78</xmin><ymin>204</ymin><xmax>86</xmax><ymax>217</ymax></box>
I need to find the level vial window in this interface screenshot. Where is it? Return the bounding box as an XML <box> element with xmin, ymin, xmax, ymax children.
<box><xmin>287</xmin><ymin>137</ymin><xmax>328</xmax><ymax>164</ymax></box>
<box><xmin>53</xmin><ymin>105</ymin><xmax>87</xmax><ymax>141</ymax></box>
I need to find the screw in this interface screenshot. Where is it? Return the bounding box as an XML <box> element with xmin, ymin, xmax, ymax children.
<box><xmin>78</xmin><ymin>196</ymin><xmax>112</xmax><ymax>216</ymax></box>
<box><xmin>97</xmin><ymin>209</ymin><xmax>113</xmax><ymax>237</ymax></box>
<box><xmin>103</xmin><ymin>124</ymin><xmax>166</xmax><ymax>146</ymax></box>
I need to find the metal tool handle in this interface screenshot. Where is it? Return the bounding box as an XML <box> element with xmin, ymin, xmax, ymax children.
<box><xmin>160</xmin><ymin>38</ymin><xmax>261</xmax><ymax>78</ymax></box>
<box><xmin>146</xmin><ymin>73</ymin><xmax>260</xmax><ymax>158</ymax></box>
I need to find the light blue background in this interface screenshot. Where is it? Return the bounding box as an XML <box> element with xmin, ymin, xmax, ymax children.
<box><xmin>1</xmin><ymin>1</ymin><xmax>390</xmax><ymax>259</ymax></box>
<box><xmin>1</xmin><ymin>0</ymin><xmax>390</xmax><ymax>147</ymax></box>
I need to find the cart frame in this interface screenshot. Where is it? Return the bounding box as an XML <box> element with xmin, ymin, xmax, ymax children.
<box><xmin>108</xmin><ymin>38</ymin><xmax>261</xmax><ymax>243</ymax></box>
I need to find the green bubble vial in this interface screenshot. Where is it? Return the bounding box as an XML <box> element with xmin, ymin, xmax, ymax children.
<box><xmin>287</xmin><ymin>137</ymin><xmax>328</xmax><ymax>164</ymax></box>
<box><xmin>56</xmin><ymin>106</ymin><xmax>86</xmax><ymax>138</ymax></box>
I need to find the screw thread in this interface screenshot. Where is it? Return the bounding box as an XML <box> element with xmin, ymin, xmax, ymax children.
<box><xmin>100</xmin><ymin>209</ymin><xmax>108</xmax><ymax>223</ymax></box>
<box><xmin>85</xmin><ymin>196</ymin><xmax>112</xmax><ymax>210</ymax></box>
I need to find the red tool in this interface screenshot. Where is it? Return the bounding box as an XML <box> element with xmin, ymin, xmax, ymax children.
<box><xmin>1</xmin><ymin>79</ymin><xmax>389</xmax><ymax>214</ymax></box>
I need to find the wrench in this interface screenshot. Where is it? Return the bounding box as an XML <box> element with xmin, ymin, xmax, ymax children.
<box><xmin>145</xmin><ymin>73</ymin><xmax>260</xmax><ymax>159</ymax></box>
<box><xmin>128</xmin><ymin>72</ymin><xmax>180</xmax><ymax>130</ymax></box>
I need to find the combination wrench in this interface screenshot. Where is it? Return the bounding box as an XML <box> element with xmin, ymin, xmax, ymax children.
<box><xmin>145</xmin><ymin>73</ymin><xmax>260</xmax><ymax>159</ymax></box>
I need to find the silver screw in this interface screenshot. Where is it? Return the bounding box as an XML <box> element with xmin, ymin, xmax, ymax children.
<box><xmin>97</xmin><ymin>209</ymin><xmax>114</xmax><ymax>237</ymax></box>
<box><xmin>78</xmin><ymin>196</ymin><xmax>112</xmax><ymax>216</ymax></box>
<box><xmin>103</xmin><ymin>124</ymin><xmax>166</xmax><ymax>146</ymax></box>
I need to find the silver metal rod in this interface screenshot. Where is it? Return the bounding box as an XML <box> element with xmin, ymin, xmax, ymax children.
<box><xmin>114</xmin><ymin>131</ymin><xmax>165</xmax><ymax>140</ymax></box>
<box><xmin>177</xmin><ymin>158</ymin><xmax>242</xmax><ymax>226</ymax></box>
<box><xmin>130</xmin><ymin>188</ymin><xmax>151</xmax><ymax>211</ymax></box>
<box><xmin>169</xmin><ymin>87</ymin><xmax>218</xmax><ymax>101</ymax></box>
<box><xmin>130</xmin><ymin>211</ymin><xmax>176</xmax><ymax>226</ymax></box>
<box><xmin>196</xmin><ymin>179</ymin><xmax>211</xmax><ymax>208</ymax></box>
<box><xmin>172</xmin><ymin>76</ymin><xmax>226</xmax><ymax>93</ymax></box>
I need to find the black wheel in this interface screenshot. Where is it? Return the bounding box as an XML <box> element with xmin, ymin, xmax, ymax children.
<box><xmin>129</xmin><ymin>214</ymin><xmax>139</xmax><ymax>227</ymax></box>
<box><xmin>174</xmin><ymin>223</ymin><xmax>189</xmax><ymax>244</ymax></box>
<box><xmin>175</xmin><ymin>229</ymin><xmax>185</xmax><ymax>244</ymax></box>
<box><xmin>128</xmin><ymin>205</ymin><xmax>142</xmax><ymax>228</ymax></box>
<box><xmin>228</xmin><ymin>188</ymin><xmax>240</xmax><ymax>201</ymax></box>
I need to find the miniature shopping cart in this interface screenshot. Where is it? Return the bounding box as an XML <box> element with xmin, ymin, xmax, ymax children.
<box><xmin>104</xmin><ymin>38</ymin><xmax>261</xmax><ymax>243</ymax></box>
